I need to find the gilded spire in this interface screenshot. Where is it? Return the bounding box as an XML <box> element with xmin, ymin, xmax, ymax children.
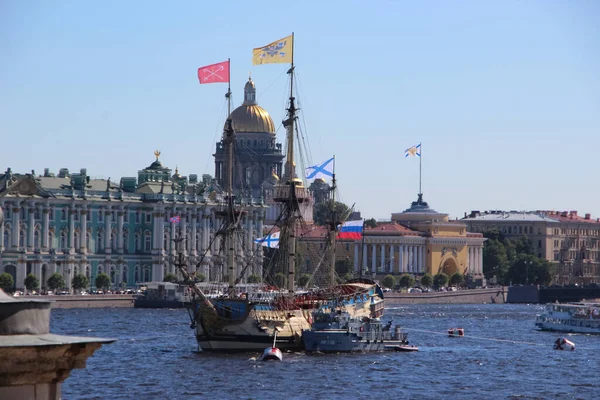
<box><xmin>154</xmin><ymin>149</ymin><xmax>161</xmax><ymax>161</ymax></box>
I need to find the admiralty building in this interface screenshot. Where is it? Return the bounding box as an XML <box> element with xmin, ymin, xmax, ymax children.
<box><xmin>0</xmin><ymin>155</ymin><xmax>266</xmax><ymax>292</ymax></box>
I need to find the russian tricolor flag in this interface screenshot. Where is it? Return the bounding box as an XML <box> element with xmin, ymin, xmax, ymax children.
<box><xmin>337</xmin><ymin>220</ymin><xmax>363</xmax><ymax>240</ymax></box>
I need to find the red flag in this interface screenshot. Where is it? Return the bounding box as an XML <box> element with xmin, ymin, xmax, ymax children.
<box><xmin>197</xmin><ymin>60</ymin><xmax>229</xmax><ymax>84</ymax></box>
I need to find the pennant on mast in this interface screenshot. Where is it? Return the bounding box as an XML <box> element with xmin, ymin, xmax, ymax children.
<box><xmin>252</xmin><ymin>35</ymin><xmax>293</xmax><ymax>65</ymax></box>
<box><xmin>197</xmin><ymin>60</ymin><xmax>230</xmax><ymax>84</ymax></box>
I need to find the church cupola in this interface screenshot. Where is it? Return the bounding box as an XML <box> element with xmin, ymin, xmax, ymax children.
<box><xmin>243</xmin><ymin>77</ymin><xmax>257</xmax><ymax>105</ymax></box>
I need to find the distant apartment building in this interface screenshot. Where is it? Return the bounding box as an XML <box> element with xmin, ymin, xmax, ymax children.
<box><xmin>463</xmin><ymin>210</ymin><xmax>600</xmax><ymax>285</ymax></box>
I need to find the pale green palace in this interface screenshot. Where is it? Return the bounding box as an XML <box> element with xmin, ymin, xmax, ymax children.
<box><xmin>0</xmin><ymin>155</ymin><xmax>266</xmax><ymax>292</ymax></box>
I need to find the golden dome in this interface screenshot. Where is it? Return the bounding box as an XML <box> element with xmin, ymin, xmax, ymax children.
<box><xmin>228</xmin><ymin>104</ymin><xmax>275</xmax><ymax>133</ymax></box>
<box><xmin>225</xmin><ymin>77</ymin><xmax>275</xmax><ymax>134</ymax></box>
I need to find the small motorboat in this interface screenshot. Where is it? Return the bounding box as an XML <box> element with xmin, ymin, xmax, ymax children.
<box><xmin>553</xmin><ymin>337</ymin><xmax>575</xmax><ymax>351</ymax></box>
<box><xmin>387</xmin><ymin>344</ymin><xmax>419</xmax><ymax>352</ymax></box>
<box><xmin>448</xmin><ymin>328</ymin><xmax>464</xmax><ymax>337</ymax></box>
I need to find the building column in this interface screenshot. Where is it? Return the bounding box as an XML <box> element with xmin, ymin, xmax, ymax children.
<box><xmin>0</xmin><ymin>205</ymin><xmax>4</xmax><ymax>252</ymax></box>
<box><xmin>117</xmin><ymin>210</ymin><xmax>124</xmax><ymax>252</ymax></box>
<box><xmin>80</xmin><ymin>209</ymin><xmax>88</xmax><ymax>254</ymax></box>
<box><xmin>27</xmin><ymin>206</ymin><xmax>35</xmax><ymax>251</ymax></box>
<box><xmin>478</xmin><ymin>247</ymin><xmax>483</xmax><ymax>275</ymax></box>
<box><xmin>191</xmin><ymin>211</ymin><xmax>198</xmax><ymax>256</ymax></box>
<box><xmin>371</xmin><ymin>244</ymin><xmax>377</xmax><ymax>273</ymax></box>
<box><xmin>68</xmin><ymin>209</ymin><xmax>75</xmax><ymax>250</ymax></box>
<box><xmin>380</xmin><ymin>244</ymin><xmax>385</xmax><ymax>273</ymax></box>
<box><xmin>33</xmin><ymin>261</ymin><xmax>42</xmax><ymax>291</ymax></box>
<box><xmin>16</xmin><ymin>257</ymin><xmax>26</xmax><ymax>291</ymax></box>
<box><xmin>362</xmin><ymin>243</ymin><xmax>368</xmax><ymax>273</ymax></box>
<box><xmin>42</xmin><ymin>208</ymin><xmax>50</xmax><ymax>250</ymax></box>
<box><xmin>12</xmin><ymin>205</ymin><xmax>20</xmax><ymax>249</ymax></box>
<box><xmin>398</xmin><ymin>245</ymin><xmax>403</xmax><ymax>273</ymax></box>
<box><xmin>389</xmin><ymin>245</ymin><xmax>394</xmax><ymax>273</ymax></box>
<box><xmin>104</xmin><ymin>209</ymin><xmax>112</xmax><ymax>253</ymax></box>
<box><xmin>180</xmin><ymin>210</ymin><xmax>187</xmax><ymax>255</ymax></box>
<box><xmin>354</xmin><ymin>243</ymin><xmax>359</xmax><ymax>273</ymax></box>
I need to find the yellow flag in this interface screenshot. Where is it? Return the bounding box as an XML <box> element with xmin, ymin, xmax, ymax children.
<box><xmin>252</xmin><ymin>35</ymin><xmax>293</xmax><ymax>65</ymax></box>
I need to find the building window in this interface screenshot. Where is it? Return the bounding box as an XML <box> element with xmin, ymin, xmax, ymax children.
<box><xmin>86</xmin><ymin>211</ymin><xmax>91</xmax><ymax>221</ymax></box>
<box><xmin>97</xmin><ymin>231</ymin><xmax>104</xmax><ymax>250</ymax></box>
<box><xmin>124</xmin><ymin>212</ymin><xmax>129</xmax><ymax>223</ymax></box>
<box><xmin>99</xmin><ymin>211</ymin><xmax>104</xmax><ymax>222</ymax></box>
<box><xmin>538</xmin><ymin>240</ymin><xmax>542</xmax><ymax>248</ymax></box>
<box><xmin>34</xmin><ymin>209</ymin><xmax>40</xmax><ymax>220</ymax></box>
<box><xmin>60</xmin><ymin>231</ymin><xmax>67</xmax><ymax>249</ymax></box>
<box><xmin>3</xmin><ymin>230</ymin><xmax>10</xmax><ymax>248</ymax></box>
<box><xmin>111</xmin><ymin>233</ymin><xmax>117</xmax><ymax>250</ymax></box>
<box><xmin>135</xmin><ymin>233</ymin><xmax>141</xmax><ymax>251</ymax></box>
<box><xmin>4</xmin><ymin>207</ymin><xmax>12</xmax><ymax>219</ymax></box>
<box><xmin>86</xmin><ymin>233</ymin><xmax>91</xmax><ymax>249</ymax></box>
<box><xmin>74</xmin><ymin>232</ymin><xmax>79</xmax><ymax>249</ymax></box>
<box><xmin>34</xmin><ymin>230</ymin><xmax>40</xmax><ymax>248</ymax></box>
<box><xmin>144</xmin><ymin>233</ymin><xmax>151</xmax><ymax>251</ymax></box>
<box><xmin>136</xmin><ymin>211</ymin><xmax>140</xmax><ymax>223</ymax></box>
<box><xmin>145</xmin><ymin>213</ymin><xmax>151</xmax><ymax>223</ymax></box>
<box><xmin>61</xmin><ymin>209</ymin><xmax>67</xmax><ymax>221</ymax></box>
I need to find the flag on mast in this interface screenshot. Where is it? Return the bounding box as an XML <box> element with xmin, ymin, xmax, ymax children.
<box><xmin>197</xmin><ymin>60</ymin><xmax>230</xmax><ymax>84</ymax></box>
<box><xmin>252</xmin><ymin>35</ymin><xmax>293</xmax><ymax>65</ymax></box>
<box><xmin>404</xmin><ymin>143</ymin><xmax>421</xmax><ymax>157</ymax></box>
<box><xmin>254</xmin><ymin>232</ymin><xmax>280</xmax><ymax>248</ymax></box>
<box><xmin>337</xmin><ymin>220</ymin><xmax>363</xmax><ymax>240</ymax></box>
<box><xmin>305</xmin><ymin>157</ymin><xmax>334</xmax><ymax>180</ymax></box>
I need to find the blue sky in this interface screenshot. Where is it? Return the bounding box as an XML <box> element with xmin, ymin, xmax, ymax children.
<box><xmin>1</xmin><ymin>0</ymin><xmax>599</xmax><ymax>220</ymax></box>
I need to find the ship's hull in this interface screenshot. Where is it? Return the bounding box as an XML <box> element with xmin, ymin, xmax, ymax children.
<box><xmin>192</xmin><ymin>291</ymin><xmax>382</xmax><ymax>352</ymax></box>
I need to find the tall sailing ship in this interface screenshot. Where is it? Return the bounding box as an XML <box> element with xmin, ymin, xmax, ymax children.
<box><xmin>177</xmin><ymin>35</ymin><xmax>384</xmax><ymax>352</ymax></box>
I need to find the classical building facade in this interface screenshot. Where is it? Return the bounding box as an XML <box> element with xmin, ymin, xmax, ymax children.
<box><xmin>463</xmin><ymin>210</ymin><xmax>600</xmax><ymax>285</ymax></box>
<box><xmin>354</xmin><ymin>195</ymin><xmax>486</xmax><ymax>282</ymax></box>
<box><xmin>0</xmin><ymin>157</ymin><xmax>266</xmax><ymax>292</ymax></box>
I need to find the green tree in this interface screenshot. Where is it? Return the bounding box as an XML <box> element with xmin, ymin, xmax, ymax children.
<box><xmin>95</xmin><ymin>273</ymin><xmax>111</xmax><ymax>291</ymax></box>
<box><xmin>398</xmin><ymin>274</ymin><xmax>415</xmax><ymax>289</ymax></box>
<box><xmin>364</xmin><ymin>218</ymin><xmax>377</xmax><ymax>229</ymax></box>
<box><xmin>433</xmin><ymin>272</ymin><xmax>449</xmax><ymax>289</ymax></box>
<box><xmin>273</xmin><ymin>272</ymin><xmax>285</xmax><ymax>288</ymax></box>
<box><xmin>483</xmin><ymin>239</ymin><xmax>509</xmax><ymax>283</ymax></box>
<box><xmin>515</xmin><ymin>235</ymin><xmax>534</xmax><ymax>255</ymax></box>
<box><xmin>247</xmin><ymin>274</ymin><xmax>261</xmax><ymax>284</ymax></box>
<box><xmin>420</xmin><ymin>273</ymin><xmax>433</xmax><ymax>288</ymax></box>
<box><xmin>335</xmin><ymin>258</ymin><xmax>352</xmax><ymax>276</ymax></box>
<box><xmin>195</xmin><ymin>273</ymin><xmax>206</xmax><ymax>282</ymax></box>
<box><xmin>47</xmin><ymin>273</ymin><xmax>66</xmax><ymax>292</ymax></box>
<box><xmin>381</xmin><ymin>274</ymin><xmax>396</xmax><ymax>289</ymax></box>
<box><xmin>163</xmin><ymin>273</ymin><xmax>178</xmax><ymax>283</ymax></box>
<box><xmin>297</xmin><ymin>273</ymin><xmax>311</xmax><ymax>288</ymax></box>
<box><xmin>313</xmin><ymin>200</ymin><xmax>351</xmax><ymax>226</ymax></box>
<box><xmin>449</xmin><ymin>272</ymin><xmax>465</xmax><ymax>287</ymax></box>
<box><xmin>72</xmin><ymin>274</ymin><xmax>89</xmax><ymax>292</ymax></box>
<box><xmin>482</xmin><ymin>229</ymin><xmax>504</xmax><ymax>242</ymax></box>
<box><xmin>24</xmin><ymin>273</ymin><xmax>40</xmax><ymax>293</ymax></box>
<box><xmin>0</xmin><ymin>272</ymin><xmax>14</xmax><ymax>293</ymax></box>
<box><xmin>342</xmin><ymin>273</ymin><xmax>354</xmax><ymax>282</ymax></box>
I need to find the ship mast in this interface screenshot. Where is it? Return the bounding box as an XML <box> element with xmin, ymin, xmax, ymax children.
<box><xmin>274</xmin><ymin>32</ymin><xmax>309</xmax><ymax>299</ymax></box>
<box><xmin>223</xmin><ymin>117</ymin><xmax>237</xmax><ymax>297</ymax></box>
<box><xmin>328</xmin><ymin>157</ymin><xmax>337</xmax><ymax>287</ymax></box>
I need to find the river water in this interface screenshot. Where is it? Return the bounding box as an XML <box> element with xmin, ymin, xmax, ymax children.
<box><xmin>51</xmin><ymin>304</ymin><xmax>599</xmax><ymax>400</ymax></box>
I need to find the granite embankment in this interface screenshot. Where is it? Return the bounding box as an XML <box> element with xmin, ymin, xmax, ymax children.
<box><xmin>49</xmin><ymin>294</ymin><xmax>135</xmax><ymax>309</ymax></box>
<box><xmin>385</xmin><ymin>287</ymin><xmax>509</xmax><ymax>305</ymax></box>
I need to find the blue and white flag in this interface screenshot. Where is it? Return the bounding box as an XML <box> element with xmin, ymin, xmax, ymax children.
<box><xmin>305</xmin><ymin>157</ymin><xmax>334</xmax><ymax>180</ymax></box>
<box><xmin>254</xmin><ymin>231</ymin><xmax>280</xmax><ymax>248</ymax></box>
<box><xmin>404</xmin><ymin>143</ymin><xmax>421</xmax><ymax>157</ymax></box>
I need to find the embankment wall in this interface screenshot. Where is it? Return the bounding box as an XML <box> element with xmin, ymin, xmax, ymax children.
<box><xmin>384</xmin><ymin>287</ymin><xmax>508</xmax><ymax>305</ymax></box>
<box><xmin>49</xmin><ymin>295</ymin><xmax>134</xmax><ymax>309</ymax></box>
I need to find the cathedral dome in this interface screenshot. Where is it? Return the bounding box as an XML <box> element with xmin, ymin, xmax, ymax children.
<box><xmin>225</xmin><ymin>78</ymin><xmax>275</xmax><ymax>134</ymax></box>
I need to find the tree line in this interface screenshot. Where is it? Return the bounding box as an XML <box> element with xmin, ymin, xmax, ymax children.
<box><xmin>482</xmin><ymin>229</ymin><xmax>555</xmax><ymax>286</ymax></box>
<box><xmin>0</xmin><ymin>272</ymin><xmax>114</xmax><ymax>294</ymax></box>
